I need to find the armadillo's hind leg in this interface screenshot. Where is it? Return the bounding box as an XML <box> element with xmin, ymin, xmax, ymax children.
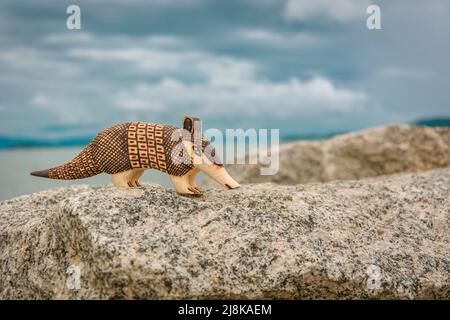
<box><xmin>112</xmin><ymin>169</ymin><xmax>136</xmax><ymax>188</ymax></box>
<box><xmin>130</xmin><ymin>169</ymin><xmax>145</xmax><ymax>187</ymax></box>
<box><xmin>170</xmin><ymin>174</ymin><xmax>201</xmax><ymax>196</ymax></box>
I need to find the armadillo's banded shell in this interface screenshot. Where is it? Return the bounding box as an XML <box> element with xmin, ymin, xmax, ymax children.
<box><xmin>48</xmin><ymin>143</ymin><xmax>100</xmax><ymax>179</ymax></box>
<box><xmin>91</xmin><ymin>123</ymin><xmax>131</xmax><ymax>175</ymax></box>
<box><xmin>127</xmin><ymin>122</ymin><xmax>194</xmax><ymax>176</ymax></box>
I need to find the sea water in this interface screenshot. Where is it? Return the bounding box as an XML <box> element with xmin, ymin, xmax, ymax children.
<box><xmin>0</xmin><ymin>147</ymin><xmax>172</xmax><ymax>201</ymax></box>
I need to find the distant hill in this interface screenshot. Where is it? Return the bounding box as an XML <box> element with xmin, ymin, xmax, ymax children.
<box><xmin>414</xmin><ymin>117</ymin><xmax>450</xmax><ymax>128</ymax></box>
<box><xmin>0</xmin><ymin>136</ymin><xmax>92</xmax><ymax>149</ymax></box>
<box><xmin>280</xmin><ymin>131</ymin><xmax>344</xmax><ymax>142</ymax></box>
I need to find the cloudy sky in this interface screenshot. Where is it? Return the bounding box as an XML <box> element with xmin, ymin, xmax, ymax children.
<box><xmin>0</xmin><ymin>0</ymin><xmax>449</xmax><ymax>139</ymax></box>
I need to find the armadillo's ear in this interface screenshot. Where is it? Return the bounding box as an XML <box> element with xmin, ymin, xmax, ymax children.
<box><xmin>182</xmin><ymin>115</ymin><xmax>202</xmax><ymax>135</ymax></box>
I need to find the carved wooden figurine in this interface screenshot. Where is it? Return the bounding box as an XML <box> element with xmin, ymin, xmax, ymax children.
<box><xmin>31</xmin><ymin>116</ymin><xmax>240</xmax><ymax>195</ymax></box>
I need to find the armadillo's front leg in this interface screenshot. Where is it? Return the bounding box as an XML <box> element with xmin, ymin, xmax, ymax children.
<box><xmin>187</xmin><ymin>168</ymin><xmax>202</xmax><ymax>194</ymax></box>
<box><xmin>170</xmin><ymin>174</ymin><xmax>201</xmax><ymax>196</ymax></box>
<box><xmin>112</xmin><ymin>169</ymin><xmax>135</xmax><ymax>187</ymax></box>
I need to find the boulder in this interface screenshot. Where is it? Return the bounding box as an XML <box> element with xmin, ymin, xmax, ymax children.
<box><xmin>1</xmin><ymin>168</ymin><xmax>449</xmax><ymax>299</ymax></box>
<box><xmin>215</xmin><ymin>125</ymin><xmax>450</xmax><ymax>185</ymax></box>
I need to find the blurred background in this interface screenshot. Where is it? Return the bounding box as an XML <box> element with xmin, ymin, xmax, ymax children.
<box><xmin>0</xmin><ymin>0</ymin><xmax>449</xmax><ymax>200</ymax></box>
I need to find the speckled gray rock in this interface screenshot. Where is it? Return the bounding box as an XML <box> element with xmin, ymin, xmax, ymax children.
<box><xmin>213</xmin><ymin>125</ymin><xmax>450</xmax><ymax>186</ymax></box>
<box><xmin>0</xmin><ymin>169</ymin><xmax>449</xmax><ymax>299</ymax></box>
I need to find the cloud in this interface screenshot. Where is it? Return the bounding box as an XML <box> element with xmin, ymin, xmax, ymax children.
<box><xmin>0</xmin><ymin>47</ymin><xmax>80</xmax><ymax>77</ymax></box>
<box><xmin>114</xmin><ymin>89</ymin><xmax>167</xmax><ymax>111</ymax></box>
<box><xmin>31</xmin><ymin>93</ymin><xmax>50</xmax><ymax>107</ymax></box>
<box><xmin>43</xmin><ymin>33</ymin><xmax>94</xmax><ymax>44</ymax></box>
<box><xmin>30</xmin><ymin>93</ymin><xmax>93</xmax><ymax>124</ymax></box>
<box><xmin>237</xmin><ymin>28</ymin><xmax>323</xmax><ymax>48</ymax></box>
<box><xmin>112</xmin><ymin>76</ymin><xmax>367</xmax><ymax>118</ymax></box>
<box><xmin>378</xmin><ymin>67</ymin><xmax>434</xmax><ymax>79</ymax></box>
<box><xmin>88</xmin><ymin>0</ymin><xmax>202</xmax><ymax>5</ymax></box>
<box><xmin>284</xmin><ymin>0</ymin><xmax>371</xmax><ymax>23</ymax></box>
<box><xmin>61</xmin><ymin>33</ymin><xmax>366</xmax><ymax>117</ymax></box>
<box><xmin>65</xmin><ymin>34</ymin><xmax>259</xmax><ymax>82</ymax></box>
<box><xmin>43</xmin><ymin>32</ymin><xmax>187</xmax><ymax>48</ymax></box>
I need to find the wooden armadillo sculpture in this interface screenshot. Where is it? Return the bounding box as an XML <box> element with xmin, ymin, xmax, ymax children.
<box><xmin>31</xmin><ymin>116</ymin><xmax>240</xmax><ymax>195</ymax></box>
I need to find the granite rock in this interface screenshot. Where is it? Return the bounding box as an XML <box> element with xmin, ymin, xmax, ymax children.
<box><xmin>1</xmin><ymin>169</ymin><xmax>449</xmax><ymax>299</ymax></box>
<box><xmin>213</xmin><ymin>125</ymin><xmax>450</xmax><ymax>186</ymax></box>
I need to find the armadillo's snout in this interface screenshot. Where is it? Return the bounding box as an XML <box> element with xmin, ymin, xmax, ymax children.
<box><xmin>225</xmin><ymin>183</ymin><xmax>240</xmax><ymax>190</ymax></box>
<box><xmin>224</xmin><ymin>178</ymin><xmax>240</xmax><ymax>189</ymax></box>
<box><xmin>201</xmin><ymin>165</ymin><xmax>240</xmax><ymax>190</ymax></box>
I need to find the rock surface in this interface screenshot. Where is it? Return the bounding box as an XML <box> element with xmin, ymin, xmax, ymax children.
<box><xmin>214</xmin><ymin>125</ymin><xmax>450</xmax><ymax>185</ymax></box>
<box><xmin>1</xmin><ymin>168</ymin><xmax>449</xmax><ymax>299</ymax></box>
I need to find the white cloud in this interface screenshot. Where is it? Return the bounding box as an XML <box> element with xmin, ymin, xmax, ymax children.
<box><xmin>114</xmin><ymin>89</ymin><xmax>167</xmax><ymax>111</ymax></box>
<box><xmin>284</xmin><ymin>0</ymin><xmax>371</xmax><ymax>23</ymax></box>
<box><xmin>378</xmin><ymin>67</ymin><xmax>433</xmax><ymax>79</ymax></box>
<box><xmin>238</xmin><ymin>28</ymin><xmax>323</xmax><ymax>48</ymax></box>
<box><xmin>144</xmin><ymin>35</ymin><xmax>188</xmax><ymax>47</ymax></box>
<box><xmin>31</xmin><ymin>93</ymin><xmax>50</xmax><ymax>107</ymax></box>
<box><xmin>43</xmin><ymin>32</ymin><xmax>187</xmax><ymax>48</ymax></box>
<box><xmin>30</xmin><ymin>93</ymin><xmax>92</xmax><ymax>124</ymax></box>
<box><xmin>68</xmin><ymin>46</ymin><xmax>259</xmax><ymax>83</ymax></box>
<box><xmin>69</xmin><ymin>47</ymin><xmax>192</xmax><ymax>67</ymax></box>
<box><xmin>64</xmin><ymin>36</ymin><xmax>367</xmax><ymax>116</ymax></box>
<box><xmin>112</xmin><ymin>76</ymin><xmax>367</xmax><ymax>118</ymax></box>
<box><xmin>43</xmin><ymin>33</ymin><xmax>94</xmax><ymax>44</ymax></box>
<box><xmin>0</xmin><ymin>47</ymin><xmax>80</xmax><ymax>77</ymax></box>
<box><xmin>89</xmin><ymin>0</ymin><xmax>201</xmax><ymax>5</ymax></box>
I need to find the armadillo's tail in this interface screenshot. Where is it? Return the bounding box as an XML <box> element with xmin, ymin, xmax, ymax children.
<box><xmin>30</xmin><ymin>169</ymin><xmax>50</xmax><ymax>178</ymax></box>
<box><xmin>30</xmin><ymin>144</ymin><xmax>101</xmax><ymax>180</ymax></box>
